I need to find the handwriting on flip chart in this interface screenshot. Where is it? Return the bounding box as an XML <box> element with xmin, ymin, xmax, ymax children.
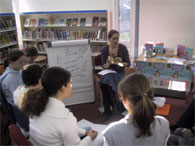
<box><xmin>51</xmin><ymin>46</ymin><xmax>91</xmax><ymax>80</ymax></box>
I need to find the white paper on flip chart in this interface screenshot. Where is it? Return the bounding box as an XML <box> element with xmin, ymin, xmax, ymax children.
<box><xmin>78</xmin><ymin>119</ymin><xmax>107</xmax><ymax>146</ymax></box>
<box><xmin>97</xmin><ymin>69</ymin><xmax>117</xmax><ymax>76</ymax></box>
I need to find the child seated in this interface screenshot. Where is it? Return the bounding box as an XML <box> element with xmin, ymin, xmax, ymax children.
<box><xmin>102</xmin><ymin>73</ymin><xmax>170</xmax><ymax>146</ymax></box>
<box><xmin>20</xmin><ymin>67</ymin><xmax>98</xmax><ymax>145</ymax></box>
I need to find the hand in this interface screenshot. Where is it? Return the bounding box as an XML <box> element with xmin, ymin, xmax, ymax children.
<box><xmin>114</xmin><ymin>57</ymin><xmax>122</xmax><ymax>63</ymax></box>
<box><xmin>87</xmin><ymin>130</ymin><xmax>98</xmax><ymax>140</ymax></box>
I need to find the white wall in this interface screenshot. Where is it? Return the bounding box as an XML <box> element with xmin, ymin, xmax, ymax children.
<box><xmin>139</xmin><ymin>0</ymin><xmax>194</xmax><ymax>56</ymax></box>
<box><xmin>19</xmin><ymin>0</ymin><xmax>113</xmax><ymax>12</ymax></box>
<box><xmin>0</xmin><ymin>0</ymin><xmax>13</xmax><ymax>13</ymax></box>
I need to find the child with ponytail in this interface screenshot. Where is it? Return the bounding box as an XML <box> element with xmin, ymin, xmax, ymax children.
<box><xmin>20</xmin><ymin>67</ymin><xmax>98</xmax><ymax>146</ymax></box>
<box><xmin>102</xmin><ymin>73</ymin><xmax>170</xmax><ymax>146</ymax></box>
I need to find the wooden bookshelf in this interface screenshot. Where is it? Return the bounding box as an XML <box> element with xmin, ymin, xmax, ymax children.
<box><xmin>0</xmin><ymin>13</ymin><xmax>18</xmax><ymax>65</ymax></box>
<box><xmin>20</xmin><ymin>10</ymin><xmax>110</xmax><ymax>55</ymax></box>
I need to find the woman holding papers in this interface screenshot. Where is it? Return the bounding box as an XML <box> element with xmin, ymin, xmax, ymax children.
<box><xmin>102</xmin><ymin>74</ymin><xmax>170</xmax><ymax>146</ymax></box>
<box><xmin>100</xmin><ymin>29</ymin><xmax>130</xmax><ymax>122</ymax></box>
<box><xmin>20</xmin><ymin>67</ymin><xmax>98</xmax><ymax>146</ymax></box>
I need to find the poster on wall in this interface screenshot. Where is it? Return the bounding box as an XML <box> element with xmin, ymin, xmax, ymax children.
<box><xmin>136</xmin><ymin>61</ymin><xmax>192</xmax><ymax>92</ymax></box>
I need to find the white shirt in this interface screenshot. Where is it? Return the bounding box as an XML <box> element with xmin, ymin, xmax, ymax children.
<box><xmin>30</xmin><ymin>97</ymin><xmax>92</xmax><ymax>146</ymax></box>
<box><xmin>13</xmin><ymin>86</ymin><xmax>28</xmax><ymax>107</ymax></box>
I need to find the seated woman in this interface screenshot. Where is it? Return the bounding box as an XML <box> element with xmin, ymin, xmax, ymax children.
<box><xmin>100</xmin><ymin>29</ymin><xmax>130</xmax><ymax>122</ymax></box>
<box><xmin>102</xmin><ymin>74</ymin><xmax>170</xmax><ymax>146</ymax></box>
<box><xmin>0</xmin><ymin>49</ymin><xmax>25</xmax><ymax>106</ymax></box>
<box><xmin>20</xmin><ymin>67</ymin><xmax>98</xmax><ymax>146</ymax></box>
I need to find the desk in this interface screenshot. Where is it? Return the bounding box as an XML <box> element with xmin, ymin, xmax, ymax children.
<box><xmin>136</xmin><ymin>53</ymin><xmax>193</xmax><ymax>99</ymax></box>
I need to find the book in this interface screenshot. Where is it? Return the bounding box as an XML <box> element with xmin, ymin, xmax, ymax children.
<box><xmin>66</xmin><ymin>18</ymin><xmax>72</xmax><ymax>26</ymax></box>
<box><xmin>43</xmin><ymin>19</ymin><xmax>49</xmax><ymax>26</ymax></box>
<box><xmin>99</xmin><ymin>17</ymin><xmax>107</xmax><ymax>26</ymax></box>
<box><xmin>59</xmin><ymin>18</ymin><xmax>65</xmax><ymax>26</ymax></box>
<box><xmin>79</xmin><ymin>18</ymin><xmax>86</xmax><ymax>26</ymax></box>
<box><xmin>72</xmin><ymin>18</ymin><xmax>78</xmax><ymax>26</ymax></box>
<box><xmin>49</xmin><ymin>16</ymin><xmax>57</xmax><ymax>26</ymax></box>
<box><xmin>29</xmin><ymin>18</ymin><xmax>38</xmax><ymax>27</ymax></box>
<box><xmin>184</xmin><ymin>48</ymin><xmax>192</xmax><ymax>60</ymax></box>
<box><xmin>92</xmin><ymin>17</ymin><xmax>99</xmax><ymax>26</ymax></box>
<box><xmin>177</xmin><ymin>45</ymin><xmax>185</xmax><ymax>58</ymax></box>
<box><xmin>38</xmin><ymin>18</ymin><xmax>44</xmax><ymax>26</ymax></box>
<box><xmin>24</xmin><ymin>18</ymin><xmax>30</xmax><ymax>27</ymax></box>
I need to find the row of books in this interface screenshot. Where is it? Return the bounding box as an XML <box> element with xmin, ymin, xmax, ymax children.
<box><xmin>23</xmin><ymin>29</ymin><xmax>107</xmax><ymax>41</ymax></box>
<box><xmin>0</xmin><ymin>18</ymin><xmax>16</xmax><ymax>30</ymax></box>
<box><xmin>23</xmin><ymin>42</ymin><xmax>47</xmax><ymax>53</ymax></box>
<box><xmin>0</xmin><ymin>34</ymin><xmax>17</xmax><ymax>46</ymax></box>
<box><xmin>24</xmin><ymin>16</ymin><xmax>107</xmax><ymax>27</ymax></box>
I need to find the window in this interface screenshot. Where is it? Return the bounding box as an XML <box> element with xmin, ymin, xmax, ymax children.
<box><xmin>113</xmin><ymin>0</ymin><xmax>139</xmax><ymax>60</ymax></box>
<box><xmin>118</xmin><ymin>0</ymin><xmax>131</xmax><ymax>41</ymax></box>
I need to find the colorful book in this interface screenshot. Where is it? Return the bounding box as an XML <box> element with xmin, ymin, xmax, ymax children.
<box><xmin>24</xmin><ymin>18</ymin><xmax>31</xmax><ymax>27</ymax></box>
<box><xmin>66</xmin><ymin>18</ymin><xmax>72</xmax><ymax>26</ymax></box>
<box><xmin>72</xmin><ymin>18</ymin><xmax>78</xmax><ymax>26</ymax></box>
<box><xmin>38</xmin><ymin>18</ymin><xmax>44</xmax><ymax>26</ymax></box>
<box><xmin>29</xmin><ymin>18</ymin><xmax>38</xmax><ymax>27</ymax></box>
<box><xmin>184</xmin><ymin>48</ymin><xmax>192</xmax><ymax>60</ymax></box>
<box><xmin>177</xmin><ymin>45</ymin><xmax>185</xmax><ymax>58</ymax></box>
<box><xmin>43</xmin><ymin>19</ymin><xmax>49</xmax><ymax>26</ymax></box>
<box><xmin>99</xmin><ymin>17</ymin><xmax>107</xmax><ymax>26</ymax></box>
<box><xmin>79</xmin><ymin>18</ymin><xmax>86</xmax><ymax>26</ymax></box>
<box><xmin>59</xmin><ymin>18</ymin><xmax>65</xmax><ymax>26</ymax></box>
<box><xmin>92</xmin><ymin>17</ymin><xmax>99</xmax><ymax>26</ymax></box>
<box><xmin>49</xmin><ymin>16</ymin><xmax>57</xmax><ymax>26</ymax></box>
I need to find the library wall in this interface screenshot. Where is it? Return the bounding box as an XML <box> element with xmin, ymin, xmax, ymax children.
<box><xmin>139</xmin><ymin>0</ymin><xmax>194</xmax><ymax>57</ymax></box>
<box><xmin>18</xmin><ymin>0</ymin><xmax>113</xmax><ymax>12</ymax></box>
<box><xmin>0</xmin><ymin>0</ymin><xmax>13</xmax><ymax>13</ymax></box>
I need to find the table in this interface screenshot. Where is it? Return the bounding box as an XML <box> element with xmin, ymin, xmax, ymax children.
<box><xmin>135</xmin><ymin>53</ymin><xmax>193</xmax><ymax>100</ymax></box>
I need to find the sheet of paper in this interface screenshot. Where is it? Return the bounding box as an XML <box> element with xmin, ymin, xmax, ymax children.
<box><xmin>97</xmin><ymin>69</ymin><xmax>117</xmax><ymax>76</ymax></box>
<box><xmin>78</xmin><ymin>119</ymin><xmax>107</xmax><ymax>146</ymax></box>
<box><xmin>168</xmin><ymin>58</ymin><xmax>186</xmax><ymax>65</ymax></box>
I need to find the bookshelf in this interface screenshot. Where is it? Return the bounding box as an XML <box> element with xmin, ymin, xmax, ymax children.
<box><xmin>0</xmin><ymin>13</ymin><xmax>18</xmax><ymax>65</ymax></box>
<box><xmin>20</xmin><ymin>10</ymin><xmax>109</xmax><ymax>55</ymax></box>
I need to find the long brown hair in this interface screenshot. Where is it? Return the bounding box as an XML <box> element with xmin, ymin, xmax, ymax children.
<box><xmin>118</xmin><ymin>73</ymin><xmax>157</xmax><ymax>138</ymax></box>
<box><xmin>20</xmin><ymin>67</ymin><xmax>71</xmax><ymax>117</ymax></box>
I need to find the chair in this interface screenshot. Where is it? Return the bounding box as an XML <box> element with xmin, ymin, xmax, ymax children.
<box><xmin>9</xmin><ymin>124</ymin><xmax>31</xmax><ymax>146</ymax></box>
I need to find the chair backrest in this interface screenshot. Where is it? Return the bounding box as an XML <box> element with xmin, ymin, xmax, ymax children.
<box><xmin>94</xmin><ymin>54</ymin><xmax>102</xmax><ymax>66</ymax></box>
<box><xmin>9</xmin><ymin>124</ymin><xmax>31</xmax><ymax>146</ymax></box>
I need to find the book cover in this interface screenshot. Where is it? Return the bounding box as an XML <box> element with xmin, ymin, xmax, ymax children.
<box><xmin>177</xmin><ymin>45</ymin><xmax>185</xmax><ymax>58</ymax></box>
<box><xmin>49</xmin><ymin>16</ymin><xmax>57</xmax><ymax>26</ymax></box>
<box><xmin>99</xmin><ymin>17</ymin><xmax>107</xmax><ymax>26</ymax></box>
<box><xmin>72</xmin><ymin>18</ymin><xmax>78</xmax><ymax>26</ymax></box>
<box><xmin>38</xmin><ymin>18</ymin><xmax>44</xmax><ymax>26</ymax></box>
<box><xmin>24</xmin><ymin>18</ymin><xmax>31</xmax><ymax>27</ymax></box>
<box><xmin>92</xmin><ymin>17</ymin><xmax>99</xmax><ymax>26</ymax></box>
<box><xmin>184</xmin><ymin>48</ymin><xmax>192</xmax><ymax>60</ymax></box>
<box><xmin>29</xmin><ymin>18</ymin><xmax>38</xmax><ymax>27</ymax></box>
<box><xmin>80</xmin><ymin>18</ymin><xmax>86</xmax><ymax>26</ymax></box>
<box><xmin>66</xmin><ymin>18</ymin><xmax>72</xmax><ymax>26</ymax></box>
<box><xmin>43</xmin><ymin>19</ymin><xmax>49</xmax><ymax>26</ymax></box>
<box><xmin>59</xmin><ymin>18</ymin><xmax>65</xmax><ymax>26</ymax></box>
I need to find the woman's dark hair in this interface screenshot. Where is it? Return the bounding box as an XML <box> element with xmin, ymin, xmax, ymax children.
<box><xmin>118</xmin><ymin>73</ymin><xmax>157</xmax><ymax>138</ymax></box>
<box><xmin>108</xmin><ymin>29</ymin><xmax>119</xmax><ymax>39</ymax></box>
<box><xmin>24</xmin><ymin>46</ymin><xmax>38</xmax><ymax>57</ymax></box>
<box><xmin>20</xmin><ymin>67</ymin><xmax>71</xmax><ymax>117</ymax></box>
<box><xmin>8</xmin><ymin>49</ymin><xmax>24</xmax><ymax>62</ymax></box>
<box><xmin>22</xmin><ymin>64</ymin><xmax>43</xmax><ymax>86</ymax></box>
